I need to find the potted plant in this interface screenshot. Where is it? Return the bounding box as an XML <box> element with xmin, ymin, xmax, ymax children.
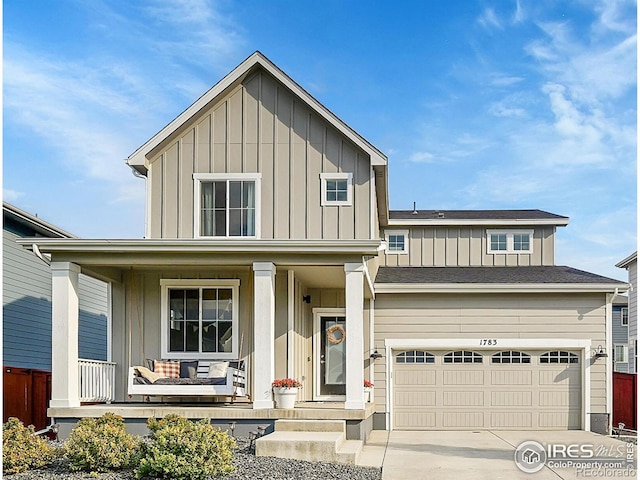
<box><xmin>364</xmin><ymin>380</ymin><xmax>374</xmax><ymax>403</ymax></box>
<box><xmin>272</xmin><ymin>378</ymin><xmax>302</xmax><ymax>409</ymax></box>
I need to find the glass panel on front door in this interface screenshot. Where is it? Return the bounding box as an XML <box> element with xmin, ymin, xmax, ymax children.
<box><xmin>320</xmin><ymin>316</ymin><xmax>346</xmax><ymax>396</ymax></box>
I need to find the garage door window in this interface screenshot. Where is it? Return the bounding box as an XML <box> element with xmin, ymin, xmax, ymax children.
<box><xmin>491</xmin><ymin>351</ymin><xmax>531</xmax><ymax>364</ymax></box>
<box><xmin>395</xmin><ymin>350</ymin><xmax>435</xmax><ymax>364</ymax></box>
<box><xmin>540</xmin><ymin>351</ymin><xmax>579</xmax><ymax>364</ymax></box>
<box><xmin>443</xmin><ymin>350</ymin><xmax>482</xmax><ymax>364</ymax></box>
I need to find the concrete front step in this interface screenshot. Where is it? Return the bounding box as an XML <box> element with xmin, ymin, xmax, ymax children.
<box><xmin>255</xmin><ymin>430</ymin><xmax>362</xmax><ymax>465</ymax></box>
<box><xmin>275</xmin><ymin>419</ymin><xmax>346</xmax><ymax>433</ymax></box>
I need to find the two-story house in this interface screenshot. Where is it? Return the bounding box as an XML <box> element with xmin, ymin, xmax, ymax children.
<box><xmin>22</xmin><ymin>52</ymin><xmax>627</xmax><ymax>442</ymax></box>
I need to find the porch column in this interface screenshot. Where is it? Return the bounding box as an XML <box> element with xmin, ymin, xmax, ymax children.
<box><xmin>253</xmin><ymin>262</ymin><xmax>276</xmax><ymax>409</ymax></box>
<box><xmin>345</xmin><ymin>262</ymin><xmax>365</xmax><ymax>410</ymax></box>
<box><xmin>50</xmin><ymin>262</ymin><xmax>81</xmax><ymax>408</ymax></box>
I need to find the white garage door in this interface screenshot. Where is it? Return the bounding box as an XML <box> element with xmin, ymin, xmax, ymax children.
<box><xmin>393</xmin><ymin>349</ymin><xmax>582</xmax><ymax>430</ymax></box>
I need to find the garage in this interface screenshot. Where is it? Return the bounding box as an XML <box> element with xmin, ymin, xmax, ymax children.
<box><xmin>392</xmin><ymin>349</ymin><xmax>582</xmax><ymax>430</ymax></box>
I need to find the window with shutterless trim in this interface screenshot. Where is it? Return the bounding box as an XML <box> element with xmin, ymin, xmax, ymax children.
<box><xmin>614</xmin><ymin>344</ymin><xmax>629</xmax><ymax>363</ymax></box>
<box><xmin>621</xmin><ymin>307</ymin><xmax>629</xmax><ymax>326</ymax></box>
<box><xmin>193</xmin><ymin>173</ymin><xmax>261</xmax><ymax>238</ymax></box>
<box><xmin>486</xmin><ymin>229</ymin><xmax>534</xmax><ymax>254</ymax></box>
<box><xmin>320</xmin><ymin>173</ymin><xmax>353</xmax><ymax>206</ymax></box>
<box><xmin>385</xmin><ymin>229</ymin><xmax>409</xmax><ymax>255</ymax></box>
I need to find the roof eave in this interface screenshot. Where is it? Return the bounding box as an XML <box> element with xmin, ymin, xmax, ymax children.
<box><xmin>616</xmin><ymin>251</ymin><xmax>637</xmax><ymax>269</ymax></box>
<box><xmin>387</xmin><ymin>218</ymin><xmax>570</xmax><ymax>227</ymax></box>
<box><xmin>3</xmin><ymin>202</ymin><xmax>76</xmax><ymax>239</ymax></box>
<box><xmin>374</xmin><ymin>282</ymin><xmax>629</xmax><ymax>294</ymax></box>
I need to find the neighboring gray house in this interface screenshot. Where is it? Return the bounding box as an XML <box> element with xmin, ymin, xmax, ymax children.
<box><xmin>3</xmin><ymin>202</ymin><xmax>110</xmax><ymax>370</ymax></box>
<box><xmin>612</xmin><ymin>295</ymin><xmax>630</xmax><ymax>373</ymax></box>
<box><xmin>617</xmin><ymin>252</ymin><xmax>637</xmax><ymax>374</ymax></box>
<box><xmin>23</xmin><ymin>52</ymin><xmax>628</xmax><ymax>446</ymax></box>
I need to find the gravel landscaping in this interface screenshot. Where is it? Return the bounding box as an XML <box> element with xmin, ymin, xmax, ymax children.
<box><xmin>4</xmin><ymin>437</ymin><xmax>382</xmax><ymax>480</ymax></box>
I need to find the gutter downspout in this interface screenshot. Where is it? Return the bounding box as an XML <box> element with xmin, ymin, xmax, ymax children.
<box><xmin>32</xmin><ymin>243</ymin><xmax>51</xmax><ymax>266</ymax></box>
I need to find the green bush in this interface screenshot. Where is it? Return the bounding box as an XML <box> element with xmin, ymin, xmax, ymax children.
<box><xmin>137</xmin><ymin>415</ymin><xmax>236</xmax><ymax>480</ymax></box>
<box><xmin>64</xmin><ymin>412</ymin><xmax>142</xmax><ymax>472</ymax></box>
<box><xmin>3</xmin><ymin>417</ymin><xmax>57</xmax><ymax>474</ymax></box>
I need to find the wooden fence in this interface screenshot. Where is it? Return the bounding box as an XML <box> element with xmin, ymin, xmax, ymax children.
<box><xmin>3</xmin><ymin>366</ymin><xmax>51</xmax><ymax>431</ymax></box>
<box><xmin>613</xmin><ymin>372</ymin><xmax>637</xmax><ymax>431</ymax></box>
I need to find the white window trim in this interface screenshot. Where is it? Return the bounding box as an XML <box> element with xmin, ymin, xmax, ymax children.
<box><xmin>621</xmin><ymin>307</ymin><xmax>629</xmax><ymax>327</ymax></box>
<box><xmin>160</xmin><ymin>279</ymin><xmax>240</xmax><ymax>360</ymax></box>
<box><xmin>486</xmin><ymin>229</ymin><xmax>534</xmax><ymax>254</ymax></box>
<box><xmin>193</xmin><ymin>173</ymin><xmax>262</xmax><ymax>239</ymax></box>
<box><xmin>385</xmin><ymin>229</ymin><xmax>409</xmax><ymax>255</ymax></box>
<box><xmin>320</xmin><ymin>173</ymin><xmax>353</xmax><ymax>206</ymax></box>
<box><xmin>615</xmin><ymin>344</ymin><xmax>629</xmax><ymax>363</ymax></box>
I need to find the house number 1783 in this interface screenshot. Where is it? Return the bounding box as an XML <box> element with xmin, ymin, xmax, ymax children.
<box><xmin>479</xmin><ymin>339</ymin><xmax>497</xmax><ymax>346</ymax></box>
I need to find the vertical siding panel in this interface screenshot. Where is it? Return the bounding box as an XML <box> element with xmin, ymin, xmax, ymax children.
<box><xmin>354</xmin><ymin>153</ymin><xmax>369</xmax><ymax>239</ymax></box>
<box><xmin>340</xmin><ymin>142</ymin><xmax>357</xmax><ymax>239</ymax></box>
<box><xmin>434</xmin><ymin>228</ymin><xmax>446</xmax><ymax>266</ymax></box>
<box><xmin>518</xmin><ymin>253</ymin><xmax>531</xmax><ymax>266</ymax></box>
<box><xmin>506</xmin><ymin>254</ymin><xmax>518</xmax><ymax>266</ymax></box>
<box><xmin>261</xmin><ymin>76</ymin><xmax>276</xmax><ymax>239</ymax></box>
<box><xmin>149</xmin><ymin>158</ymin><xmax>163</xmax><ymax>238</ymax></box>
<box><xmin>307</xmin><ymin>115</ymin><xmax>323</xmax><ymax>239</ymax></box>
<box><xmin>291</xmin><ymin>102</ymin><xmax>308</xmax><ymax>239</ymax></box>
<box><xmin>459</xmin><ymin>228</ymin><xmax>470</xmax><ymax>266</ymax></box>
<box><xmin>196</xmin><ymin>116</ymin><xmax>211</xmax><ymax>173</ymax></box>
<box><xmin>179</xmin><ymin>129</ymin><xmax>195</xmax><ymax>238</ymax></box>
<box><xmin>422</xmin><ymin>228</ymin><xmax>435</xmax><ymax>266</ymax></box>
<box><xmin>228</xmin><ymin>90</ymin><xmax>243</xmax><ymax>172</ymax></box>
<box><xmin>532</xmin><ymin>228</ymin><xmax>543</xmax><ymax>265</ymax></box>
<box><xmin>446</xmin><ymin>228</ymin><xmax>458</xmax><ymax>266</ymax></box>
<box><xmin>213</xmin><ymin>103</ymin><xmax>227</xmax><ymax>173</ymax></box>
<box><xmin>244</xmin><ymin>76</ymin><xmax>260</xmax><ymax>174</ymax></box>
<box><xmin>470</xmin><ymin>228</ymin><xmax>483</xmax><ymax>266</ymax></box>
<box><xmin>322</xmin><ymin>129</ymin><xmax>339</xmax><ymax>239</ymax></box>
<box><xmin>409</xmin><ymin>228</ymin><xmax>422</xmax><ymax>266</ymax></box>
<box><xmin>163</xmin><ymin>143</ymin><xmax>179</xmax><ymax>238</ymax></box>
<box><xmin>482</xmin><ymin>231</ymin><xmax>495</xmax><ymax>266</ymax></box>
<box><xmin>275</xmin><ymin>88</ymin><xmax>292</xmax><ymax>239</ymax></box>
<box><xmin>542</xmin><ymin>227</ymin><xmax>555</xmax><ymax>265</ymax></box>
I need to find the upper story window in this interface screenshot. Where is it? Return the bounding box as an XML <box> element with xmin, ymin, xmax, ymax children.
<box><xmin>193</xmin><ymin>174</ymin><xmax>261</xmax><ymax>238</ymax></box>
<box><xmin>621</xmin><ymin>307</ymin><xmax>629</xmax><ymax>326</ymax></box>
<box><xmin>320</xmin><ymin>173</ymin><xmax>353</xmax><ymax>206</ymax></box>
<box><xmin>385</xmin><ymin>229</ymin><xmax>409</xmax><ymax>255</ymax></box>
<box><xmin>160</xmin><ymin>279</ymin><xmax>240</xmax><ymax>360</ymax></box>
<box><xmin>486</xmin><ymin>229</ymin><xmax>534</xmax><ymax>254</ymax></box>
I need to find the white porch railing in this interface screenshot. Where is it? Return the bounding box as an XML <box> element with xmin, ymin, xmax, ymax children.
<box><xmin>79</xmin><ymin>359</ymin><xmax>116</xmax><ymax>403</ymax></box>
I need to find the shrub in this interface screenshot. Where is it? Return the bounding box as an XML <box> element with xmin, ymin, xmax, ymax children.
<box><xmin>3</xmin><ymin>417</ymin><xmax>57</xmax><ymax>474</ymax></box>
<box><xmin>64</xmin><ymin>412</ymin><xmax>142</xmax><ymax>472</ymax></box>
<box><xmin>137</xmin><ymin>415</ymin><xmax>236</xmax><ymax>480</ymax></box>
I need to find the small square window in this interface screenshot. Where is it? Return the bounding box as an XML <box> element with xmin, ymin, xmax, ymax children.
<box><xmin>385</xmin><ymin>230</ymin><xmax>408</xmax><ymax>255</ymax></box>
<box><xmin>320</xmin><ymin>173</ymin><xmax>353</xmax><ymax>206</ymax></box>
<box><xmin>513</xmin><ymin>234</ymin><xmax>530</xmax><ymax>251</ymax></box>
<box><xmin>615</xmin><ymin>345</ymin><xmax>629</xmax><ymax>363</ymax></box>
<box><xmin>490</xmin><ymin>234</ymin><xmax>507</xmax><ymax>251</ymax></box>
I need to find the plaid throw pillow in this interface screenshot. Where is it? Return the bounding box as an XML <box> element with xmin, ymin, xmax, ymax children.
<box><xmin>154</xmin><ymin>360</ymin><xmax>180</xmax><ymax>379</ymax></box>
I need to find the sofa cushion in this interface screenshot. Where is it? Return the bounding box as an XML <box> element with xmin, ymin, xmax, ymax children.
<box><xmin>154</xmin><ymin>360</ymin><xmax>180</xmax><ymax>379</ymax></box>
<box><xmin>208</xmin><ymin>361</ymin><xmax>229</xmax><ymax>378</ymax></box>
<box><xmin>180</xmin><ymin>361</ymin><xmax>199</xmax><ymax>379</ymax></box>
<box><xmin>134</xmin><ymin>366</ymin><xmax>166</xmax><ymax>383</ymax></box>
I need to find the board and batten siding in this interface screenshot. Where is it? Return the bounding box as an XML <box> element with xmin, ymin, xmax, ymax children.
<box><xmin>3</xmin><ymin>229</ymin><xmax>109</xmax><ymax>370</ymax></box>
<box><xmin>372</xmin><ymin>293</ymin><xmax>607</xmax><ymax>415</ymax></box>
<box><xmin>147</xmin><ymin>69</ymin><xmax>374</xmax><ymax>241</ymax></box>
<box><xmin>382</xmin><ymin>226</ymin><xmax>555</xmax><ymax>267</ymax></box>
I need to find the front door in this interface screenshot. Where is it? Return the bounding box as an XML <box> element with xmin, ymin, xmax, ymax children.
<box><xmin>314</xmin><ymin>309</ymin><xmax>346</xmax><ymax>400</ymax></box>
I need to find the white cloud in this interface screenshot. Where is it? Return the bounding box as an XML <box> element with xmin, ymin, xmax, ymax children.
<box><xmin>409</xmin><ymin>151</ymin><xmax>435</xmax><ymax>163</ymax></box>
<box><xmin>477</xmin><ymin>8</ymin><xmax>502</xmax><ymax>30</ymax></box>
<box><xmin>489</xmin><ymin>74</ymin><xmax>524</xmax><ymax>87</ymax></box>
<box><xmin>3</xmin><ymin>189</ymin><xmax>25</xmax><ymax>203</ymax></box>
<box><xmin>512</xmin><ymin>0</ymin><xmax>525</xmax><ymax>24</ymax></box>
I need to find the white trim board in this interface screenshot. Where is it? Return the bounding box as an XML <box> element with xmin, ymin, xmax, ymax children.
<box><xmin>375</xmin><ymin>283</ymin><xmax>628</xmax><ymax>294</ymax></box>
<box><xmin>384</xmin><ymin>338</ymin><xmax>592</xmax><ymax>432</ymax></box>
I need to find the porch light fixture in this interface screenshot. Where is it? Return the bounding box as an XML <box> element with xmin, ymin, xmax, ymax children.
<box><xmin>302</xmin><ymin>295</ymin><xmax>311</xmax><ymax>304</ymax></box>
<box><xmin>370</xmin><ymin>350</ymin><xmax>383</xmax><ymax>361</ymax></box>
<box><xmin>594</xmin><ymin>345</ymin><xmax>608</xmax><ymax>359</ymax></box>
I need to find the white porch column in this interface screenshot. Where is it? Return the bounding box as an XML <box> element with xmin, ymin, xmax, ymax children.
<box><xmin>50</xmin><ymin>262</ymin><xmax>81</xmax><ymax>408</ymax></box>
<box><xmin>345</xmin><ymin>262</ymin><xmax>365</xmax><ymax>410</ymax></box>
<box><xmin>253</xmin><ymin>262</ymin><xmax>276</xmax><ymax>409</ymax></box>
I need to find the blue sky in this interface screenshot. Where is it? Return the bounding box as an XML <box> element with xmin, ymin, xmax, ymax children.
<box><xmin>3</xmin><ymin>0</ymin><xmax>636</xmax><ymax>280</ymax></box>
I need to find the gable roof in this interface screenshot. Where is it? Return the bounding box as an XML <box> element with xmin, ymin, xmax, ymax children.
<box><xmin>616</xmin><ymin>251</ymin><xmax>637</xmax><ymax>269</ymax></box>
<box><xmin>387</xmin><ymin>209</ymin><xmax>569</xmax><ymax>226</ymax></box>
<box><xmin>375</xmin><ymin>266</ymin><xmax>628</xmax><ymax>293</ymax></box>
<box><xmin>126</xmin><ymin>51</ymin><xmax>387</xmax><ymax>175</ymax></box>
<box><xmin>3</xmin><ymin>202</ymin><xmax>75</xmax><ymax>239</ymax></box>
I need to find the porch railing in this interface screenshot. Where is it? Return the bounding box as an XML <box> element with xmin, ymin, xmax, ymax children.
<box><xmin>79</xmin><ymin>359</ymin><xmax>116</xmax><ymax>403</ymax></box>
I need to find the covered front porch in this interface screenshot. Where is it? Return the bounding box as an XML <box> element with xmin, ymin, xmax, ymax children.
<box><xmin>23</xmin><ymin>239</ymin><xmax>381</xmax><ymax>424</ymax></box>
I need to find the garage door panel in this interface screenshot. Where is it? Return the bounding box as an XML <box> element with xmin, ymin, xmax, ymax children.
<box><xmin>539</xmin><ymin>368</ymin><xmax>580</xmax><ymax>385</ymax></box>
<box><xmin>491</xmin><ymin>412</ymin><xmax>533</xmax><ymax>428</ymax></box>
<box><xmin>395</xmin><ymin>411</ymin><xmax>436</xmax><ymax>429</ymax></box>
<box><xmin>539</xmin><ymin>411</ymin><xmax>581</xmax><ymax>429</ymax></box>
<box><xmin>539</xmin><ymin>389</ymin><xmax>581</xmax><ymax>407</ymax></box>
<box><xmin>491</xmin><ymin>390</ymin><xmax>532</xmax><ymax>406</ymax></box>
<box><xmin>443</xmin><ymin>391</ymin><xmax>484</xmax><ymax>406</ymax></box>
<box><xmin>491</xmin><ymin>370</ymin><xmax>532</xmax><ymax>385</ymax></box>
<box><xmin>442</xmin><ymin>412</ymin><xmax>484</xmax><ymax>428</ymax></box>
<box><xmin>395</xmin><ymin>390</ymin><xmax>436</xmax><ymax>407</ymax></box>
<box><xmin>395</xmin><ymin>370</ymin><xmax>435</xmax><ymax>385</ymax></box>
<box><xmin>443</xmin><ymin>370</ymin><xmax>484</xmax><ymax>385</ymax></box>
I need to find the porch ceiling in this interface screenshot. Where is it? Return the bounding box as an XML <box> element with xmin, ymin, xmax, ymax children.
<box><xmin>287</xmin><ymin>266</ymin><xmax>345</xmax><ymax>289</ymax></box>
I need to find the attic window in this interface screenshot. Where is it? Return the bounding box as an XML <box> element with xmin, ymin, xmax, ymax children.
<box><xmin>320</xmin><ymin>173</ymin><xmax>353</xmax><ymax>206</ymax></box>
<box><xmin>486</xmin><ymin>230</ymin><xmax>533</xmax><ymax>254</ymax></box>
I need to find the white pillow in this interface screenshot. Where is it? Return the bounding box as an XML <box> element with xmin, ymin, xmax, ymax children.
<box><xmin>208</xmin><ymin>361</ymin><xmax>229</xmax><ymax>378</ymax></box>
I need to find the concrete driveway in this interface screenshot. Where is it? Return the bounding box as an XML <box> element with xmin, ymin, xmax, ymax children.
<box><xmin>360</xmin><ymin>430</ymin><xmax>637</xmax><ymax>480</ymax></box>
